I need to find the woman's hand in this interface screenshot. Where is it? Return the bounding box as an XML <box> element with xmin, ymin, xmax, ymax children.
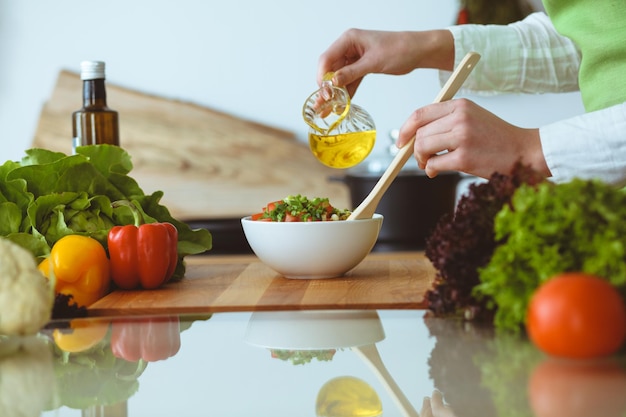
<box><xmin>317</xmin><ymin>29</ymin><xmax>454</xmax><ymax>97</ymax></box>
<box><xmin>397</xmin><ymin>98</ymin><xmax>551</xmax><ymax>179</ymax></box>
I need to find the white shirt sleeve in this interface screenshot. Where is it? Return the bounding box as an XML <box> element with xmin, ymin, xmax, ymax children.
<box><xmin>541</xmin><ymin>103</ymin><xmax>626</xmax><ymax>186</ymax></box>
<box><xmin>440</xmin><ymin>12</ymin><xmax>581</xmax><ymax>94</ymax></box>
<box><xmin>439</xmin><ymin>12</ymin><xmax>626</xmax><ymax>185</ymax></box>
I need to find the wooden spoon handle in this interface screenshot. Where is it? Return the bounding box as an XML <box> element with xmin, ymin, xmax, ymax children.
<box><xmin>348</xmin><ymin>51</ymin><xmax>481</xmax><ymax>220</ymax></box>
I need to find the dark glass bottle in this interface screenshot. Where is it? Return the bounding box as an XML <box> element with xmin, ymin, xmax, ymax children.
<box><xmin>72</xmin><ymin>61</ymin><xmax>120</xmax><ymax>151</ymax></box>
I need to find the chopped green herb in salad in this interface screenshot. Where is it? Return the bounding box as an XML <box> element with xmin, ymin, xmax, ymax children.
<box><xmin>251</xmin><ymin>195</ymin><xmax>351</xmax><ymax>222</ymax></box>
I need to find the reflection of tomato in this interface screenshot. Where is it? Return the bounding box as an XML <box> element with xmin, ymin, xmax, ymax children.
<box><xmin>526</xmin><ymin>273</ymin><xmax>626</xmax><ymax>358</ymax></box>
<box><xmin>528</xmin><ymin>358</ymin><xmax>626</xmax><ymax>417</ymax></box>
<box><xmin>53</xmin><ymin>319</ymin><xmax>110</xmax><ymax>353</ymax></box>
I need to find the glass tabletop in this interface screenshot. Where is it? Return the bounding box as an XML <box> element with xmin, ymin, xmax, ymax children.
<box><xmin>6</xmin><ymin>309</ymin><xmax>626</xmax><ymax>417</ymax></box>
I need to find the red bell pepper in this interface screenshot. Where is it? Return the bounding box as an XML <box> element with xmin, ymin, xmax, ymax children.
<box><xmin>108</xmin><ymin>201</ymin><xmax>178</xmax><ymax>289</ymax></box>
<box><xmin>110</xmin><ymin>316</ymin><xmax>181</xmax><ymax>362</ymax></box>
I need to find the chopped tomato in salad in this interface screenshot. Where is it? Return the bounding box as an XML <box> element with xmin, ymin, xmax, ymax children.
<box><xmin>251</xmin><ymin>195</ymin><xmax>351</xmax><ymax>222</ymax></box>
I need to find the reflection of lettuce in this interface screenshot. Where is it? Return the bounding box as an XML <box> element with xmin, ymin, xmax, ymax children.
<box><xmin>0</xmin><ymin>336</ymin><xmax>54</xmax><ymax>417</ymax></box>
<box><xmin>47</xmin><ymin>337</ymin><xmax>144</xmax><ymax>410</ymax></box>
<box><xmin>0</xmin><ymin>146</ymin><xmax>211</xmax><ymax>278</ymax></box>
<box><xmin>426</xmin><ymin>317</ymin><xmax>541</xmax><ymax>417</ymax></box>
<box><xmin>426</xmin><ymin>317</ymin><xmax>498</xmax><ymax>417</ymax></box>
<box><xmin>474</xmin><ymin>333</ymin><xmax>541</xmax><ymax>417</ymax></box>
<box><xmin>270</xmin><ymin>349</ymin><xmax>337</xmax><ymax>365</ymax></box>
<box><xmin>46</xmin><ymin>313</ymin><xmax>212</xmax><ymax>410</ymax></box>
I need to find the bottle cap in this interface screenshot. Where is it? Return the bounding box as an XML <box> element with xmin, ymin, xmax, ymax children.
<box><xmin>80</xmin><ymin>61</ymin><xmax>106</xmax><ymax>80</ymax></box>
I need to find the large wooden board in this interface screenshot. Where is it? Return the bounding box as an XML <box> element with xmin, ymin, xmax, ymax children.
<box><xmin>32</xmin><ymin>71</ymin><xmax>350</xmax><ymax>219</ymax></box>
<box><xmin>88</xmin><ymin>252</ymin><xmax>435</xmax><ymax>316</ymax></box>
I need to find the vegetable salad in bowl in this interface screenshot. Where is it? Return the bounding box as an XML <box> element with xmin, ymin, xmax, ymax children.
<box><xmin>242</xmin><ymin>195</ymin><xmax>382</xmax><ymax>279</ymax></box>
<box><xmin>251</xmin><ymin>195</ymin><xmax>351</xmax><ymax>222</ymax></box>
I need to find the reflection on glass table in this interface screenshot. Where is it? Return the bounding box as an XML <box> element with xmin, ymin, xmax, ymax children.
<box><xmin>245</xmin><ymin>310</ymin><xmax>417</xmax><ymax>417</ymax></box>
<box><xmin>0</xmin><ymin>335</ymin><xmax>54</xmax><ymax>417</ymax></box>
<box><xmin>43</xmin><ymin>315</ymin><xmax>194</xmax><ymax>417</ymax></box>
<box><xmin>2</xmin><ymin>309</ymin><xmax>623</xmax><ymax>417</ymax></box>
<box><xmin>424</xmin><ymin>316</ymin><xmax>626</xmax><ymax>417</ymax></box>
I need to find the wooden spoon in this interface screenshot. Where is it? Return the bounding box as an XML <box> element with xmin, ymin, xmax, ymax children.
<box><xmin>347</xmin><ymin>52</ymin><xmax>481</xmax><ymax>220</ymax></box>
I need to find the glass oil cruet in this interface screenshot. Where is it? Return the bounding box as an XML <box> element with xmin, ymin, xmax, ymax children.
<box><xmin>302</xmin><ymin>73</ymin><xmax>376</xmax><ymax>169</ymax></box>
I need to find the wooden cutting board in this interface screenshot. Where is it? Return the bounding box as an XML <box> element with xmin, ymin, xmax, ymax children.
<box><xmin>88</xmin><ymin>251</ymin><xmax>435</xmax><ymax>316</ymax></box>
<box><xmin>32</xmin><ymin>70</ymin><xmax>351</xmax><ymax>220</ymax></box>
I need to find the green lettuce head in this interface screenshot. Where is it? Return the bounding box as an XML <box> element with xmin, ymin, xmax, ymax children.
<box><xmin>29</xmin><ymin>192</ymin><xmax>116</xmax><ymax>248</ymax></box>
<box><xmin>0</xmin><ymin>145</ymin><xmax>211</xmax><ymax>276</ymax></box>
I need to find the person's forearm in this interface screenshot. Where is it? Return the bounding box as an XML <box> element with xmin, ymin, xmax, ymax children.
<box><xmin>409</xmin><ymin>29</ymin><xmax>456</xmax><ymax>72</ymax></box>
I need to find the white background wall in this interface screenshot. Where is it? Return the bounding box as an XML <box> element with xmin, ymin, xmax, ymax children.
<box><xmin>1</xmin><ymin>0</ymin><xmax>583</xmax><ymax>165</ymax></box>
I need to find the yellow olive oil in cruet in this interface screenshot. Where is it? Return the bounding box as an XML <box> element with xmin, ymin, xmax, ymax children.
<box><xmin>303</xmin><ymin>73</ymin><xmax>376</xmax><ymax>169</ymax></box>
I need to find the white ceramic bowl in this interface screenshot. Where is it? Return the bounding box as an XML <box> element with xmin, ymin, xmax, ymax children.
<box><xmin>241</xmin><ymin>214</ymin><xmax>383</xmax><ymax>279</ymax></box>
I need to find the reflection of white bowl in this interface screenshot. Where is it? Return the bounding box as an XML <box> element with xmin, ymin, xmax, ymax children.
<box><xmin>241</xmin><ymin>214</ymin><xmax>383</xmax><ymax>279</ymax></box>
<box><xmin>244</xmin><ymin>310</ymin><xmax>385</xmax><ymax>350</ymax></box>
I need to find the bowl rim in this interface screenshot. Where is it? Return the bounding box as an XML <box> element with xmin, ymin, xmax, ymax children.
<box><xmin>241</xmin><ymin>213</ymin><xmax>384</xmax><ymax>223</ymax></box>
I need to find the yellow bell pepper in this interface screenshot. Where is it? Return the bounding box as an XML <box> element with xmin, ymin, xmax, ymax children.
<box><xmin>38</xmin><ymin>235</ymin><xmax>111</xmax><ymax>307</ymax></box>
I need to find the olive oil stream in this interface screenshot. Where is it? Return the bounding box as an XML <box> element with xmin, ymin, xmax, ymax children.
<box><xmin>309</xmin><ymin>129</ymin><xmax>376</xmax><ymax>169</ymax></box>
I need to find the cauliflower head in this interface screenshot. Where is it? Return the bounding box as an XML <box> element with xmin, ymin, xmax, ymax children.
<box><xmin>0</xmin><ymin>238</ymin><xmax>54</xmax><ymax>335</ymax></box>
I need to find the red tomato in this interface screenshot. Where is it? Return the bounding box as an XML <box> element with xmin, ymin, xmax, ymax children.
<box><xmin>285</xmin><ymin>212</ymin><xmax>302</xmax><ymax>222</ymax></box>
<box><xmin>265</xmin><ymin>201</ymin><xmax>281</xmax><ymax>212</ymax></box>
<box><xmin>526</xmin><ymin>273</ymin><xmax>626</xmax><ymax>359</ymax></box>
<box><xmin>251</xmin><ymin>212</ymin><xmax>264</xmax><ymax>220</ymax></box>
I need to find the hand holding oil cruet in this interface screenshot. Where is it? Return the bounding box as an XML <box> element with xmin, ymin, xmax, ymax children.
<box><xmin>302</xmin><ymin>73</ymin><xmax>376</xmax><ymax>168</ymax></box>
